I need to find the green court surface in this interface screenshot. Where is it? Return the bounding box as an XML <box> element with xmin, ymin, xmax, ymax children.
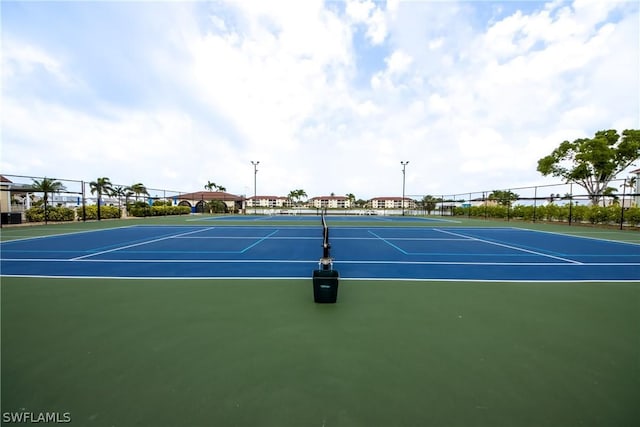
<box><xmin>1</xmin><ymin>217</ymin><xmax>639</xmax><ymax>426</ymax></box>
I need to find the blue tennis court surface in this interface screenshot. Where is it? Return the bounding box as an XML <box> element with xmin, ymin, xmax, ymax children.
<box><xmin>1</xmin><ymin>225</ymin><xmax>638</xmax><ymax>281</ymax></box>
<box><xmin>189</xmin><ymin>214</ymin><xmax>458</xmax><ymax>223</ymax></box>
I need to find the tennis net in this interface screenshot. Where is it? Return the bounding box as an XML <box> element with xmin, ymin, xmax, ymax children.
<box><xmin>322</xmin><ymin>210</ymin><xmax>330</xmax><ymax>254</ymax></box>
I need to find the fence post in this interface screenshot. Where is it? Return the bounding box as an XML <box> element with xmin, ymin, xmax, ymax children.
<box><xmin>568</xmin><ymin>183</ymin><xmax>573</xmax><ymax>226</ymax></box>
<box><xmin>620</xmin><ymin>178</ymin><xmax>626</xmax><ymax>230</ymax></box>
<box><xmin>533</xmin><ymin>186</ymin><xmax>537</xmax><ymax>223</ymax></box>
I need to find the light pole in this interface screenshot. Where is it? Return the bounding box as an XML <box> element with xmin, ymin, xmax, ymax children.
<box><xmin>401</xmin><ymin>161</ymin><xmax>409</xmax><ymax>216</ymax></box>
<box><xmin>251</xmin><ymin>160</ymin><xmax>259</xmax><ymax>215</ymax></box>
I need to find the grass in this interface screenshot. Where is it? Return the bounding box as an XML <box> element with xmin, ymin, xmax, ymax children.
<box><xmin>1</xmin><ymin>216</ymin><xmax>639</xmax><ymax>426</ymax></box>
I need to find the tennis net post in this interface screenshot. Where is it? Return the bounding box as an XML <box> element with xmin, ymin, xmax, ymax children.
<box><xmin>313</xmin><ymin>209</ymin><xmax>339</xmax><ymax>303</ymax></box>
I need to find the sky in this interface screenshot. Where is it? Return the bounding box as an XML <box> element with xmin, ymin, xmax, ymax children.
<box><xmin>1</xmin><ymin>0</ymin><xmax>639</xmax><ymax>200</ymax></box>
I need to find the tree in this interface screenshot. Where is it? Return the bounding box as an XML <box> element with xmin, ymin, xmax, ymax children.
<box><xmin>488</xmin><ymin>190</ymin><xmax>519</xmax><ymax>207</ymax></box>
<box><xmin>89</xmin><ymin>177</ymin><xmax>113</xmax><ymax>221</ymax></box>
<box><xmin>602</xmin><ymin>186</ymin><xmax>619</xmax><ymax>206</ymax></box>
<box><xmin>296</xmin><ymin>189</ymin><xmax>307</xmax><ymax>205</ymax></box>
<box><xmin>421</xmin><ymin>195</ymin><xmax>438</xmax><ymax>215</ymax></box>
<box><xmin>346</xmin><ymin>193</ymin><xmax>356</xmax><ymax>208</ymax></box>
<box><xmin>622</xmin><ymin>175</ymin><xmax>637</xmax><ymax>195</ymax></box>
<box><xmin>287</xmin><ymin>190</ymin><xmax>296</xmax><ymax>207</ymax></box>
<box><xmin>287</xmin><ymin>189</ymin><xmax>307</xmax><ymax>207</ymax></box>
<box><xmin>537</xmin><ymin>129</ymin><xmax>640</xmax><ymax>205</ymax></box>
<box><xmin>30</xmin><ymin>177</ymin><xmax>67</xmax><ymax>224</ymax></box>
<box><xmin>205</xmin><ymin>181</ymin><xmax>226</xmax><ymax>192</ymax></box>
<box><xmin>207</xmin><ymin>200</ymin><xmax>227</xmax><ymax>214</ymax></box>
<box><xmin>128</xmin><ymin>183</ymin><xmax>148</xmax><ymax>203</ymax></box>
<box><xmin>111</xmin><ymin>186</ymin><xmax>127</xmax><ymax>218</ymax></box>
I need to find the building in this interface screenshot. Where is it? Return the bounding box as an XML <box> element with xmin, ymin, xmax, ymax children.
<box><xmin>370</xmin><ymin>196</ymin><xmax>416</xmax><ymax>210</ymax></box>
<box><xmin>631</xmin><ymin>168</ymin><xmax>640</xmax><ymax>208</ymax></box>
<box><xmin>176</xmin><ymin>191</ymin><xmax>243</xmax><ymax>213</ymax></box>
<box><xmin>308</xmin><ymin>195</ymin><xmax>351</xmax><ymax>209</ymax></box>
<box><xmin>0</xmin><ymin>175</ymin><xmax>33</xmax><ymax>212</ymax></box>
<box><xmin>246</xmin><ymin>196</ymin><xmax>288</xmax><ymax>208</ymax></box>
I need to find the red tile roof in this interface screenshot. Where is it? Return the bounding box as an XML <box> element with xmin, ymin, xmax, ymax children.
<box><xmin>371</xmin><ymin>196</ymin><xmax>414</xmax><ymax>201</ymax></box>
<box><xmin>177</xmin><ymin>191</ymin><xmax>243</xmax><ymax>201</ymax></box>
<box><xmin>309</xmin><ymin>196</ymin><xmax>348</xmax><ymax>200</ymax></box>
<box><xmin>246</xmin><ymin>196</ymin><xmax>288</xmax><ymax>200</ymax></box>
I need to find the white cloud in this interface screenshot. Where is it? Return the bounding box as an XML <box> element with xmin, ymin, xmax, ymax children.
<box><xmin>428</xmin><ymin>37</ymin><xmax>444</xmax><ymax>50</ymax></box>
<box><xmin>2</xmin><ymin>37</ymin><xmax>74</xmax><ymax>87</ymax></box>
<box><xmin>1</xmin><ymin>0</ymin><xmax>638</xmax><ymax>200</ymax></box>
<box><xmin>345</xmin><ymin>0</ymin><xmax>388</xmax><ymax>45</ymax></box>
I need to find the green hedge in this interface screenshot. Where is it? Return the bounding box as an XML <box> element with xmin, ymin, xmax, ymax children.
<box><xmin>453</xmin><ymin>204</ymin><xmax>640</xmax><ymax>226</ymax></box>
<box><xmin>76</xmin><ymin>205</ymin><xmax>121</xmax><ymax>220</ymax></box>
<box><xmin>128</xmin><ymin>205</ymin><xmax>191</xmax><ymax>217</ymax></box>
<box><xmin>25</xmin><ymin>206</ymin><xmax>75</xmax><ymax>222</ymax></box>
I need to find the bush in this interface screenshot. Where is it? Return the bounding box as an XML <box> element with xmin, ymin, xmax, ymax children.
<box><xmin>25</xmin><ymin>206</ymin><xmax>75</xmax><ymax>222</ymax></box>
<box><xmin>450</xmin><ymin>201</ymin><xmax>637</xmax><ymax>227</ymax></box>
<box><xmin>624</xmin><ymin>207</ymin><xmax>640</xmax><ymax>226</ymax></box>
<box><xmin>77</xmin><ymin>205</ymin><xmax>121</xmax><ymax>220</ymax></box>
<box><xmin>128</xmin><ymin>205</ymin><xmax>191</xmax><ymax>217</ymax></box>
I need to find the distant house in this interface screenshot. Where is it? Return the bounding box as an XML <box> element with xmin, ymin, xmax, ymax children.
<box><xmin>370</xmin><ymin>196</ymin><xmax>416</xmax><ymax>210</ymax></box>
<box><xmin>177</xmin><ymin>191</ymin><xmax>243</xmax><ymax>213</ymax></box>
<box><xmin>246</xmin><ymin>196</ymin><xmax>288</xmax><ymax>208</ymax></box>
<box><xmin>631</xmin><ymin>168</ymin><xmax>640</xmax><ymax>208</ymax></box>
<box><xmin>308</xmin><ymin>195</ymin><xmax>351</xmax><ymax>209</ymax></box>
<box><xmin>0</xmin><ymin>175</ymin><xmax>33</xmax><ymax>213</ymax></box>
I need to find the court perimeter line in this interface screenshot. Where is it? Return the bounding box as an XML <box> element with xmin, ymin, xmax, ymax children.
<box><xmin>434</xmin><ymin>228</ymin><xmax>584</xmax><ymax>264</ymax></box>
<box><xmin>0</xmin><ymin>224</ymin><xmax>140</xmax><ymax>244</ymax></box>
<box><xmin>8</xmin><ymin>258</ymin><xmax>636</xmax><ymax>266</ymax></box>
<box><xmin>1</xmin><ymin>274</ymin><xmax>638</xmax><ymax>283</ymax></box>
<box><xmin>69</xmin><ymin>227</ymin><xmax>216</xmax><ymax>261</ymax></box>
<box><xmin>523</xmin><ymin>228</ymin><xmax>640</xmax><ymax>247</ymax></box>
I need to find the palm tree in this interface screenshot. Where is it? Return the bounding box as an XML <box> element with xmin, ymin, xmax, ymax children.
<box><xmin>205</xmin><ymin>181</ymin><xmax>226</xmax><ymax>192</ymax></box>
<box><xmin>621</xmin><ymin>176</ymin><xmax>637</xmax><ymax>208</ymax></box>
<box><xmin>128</xmin><ymin>183</ymin><xmax>148</xmax><ymax>203</ymax></box>
<box><xmin>287</xmin><ymin>190</ymin><xmax>296</xmax><ymax>208</ymax></box>
<box><xmin>89</xmin><ymin>177</ymin><xmax>113</xmax><ymax>220</ymax></box>
<box><xmin>287</xmin><ymin>189</ymin><xmax>307</xmax><ymax>207</ymax></box>
<box><xmin>297</xmin><ymin>189</ymin><xmax>307</xmax><ymax>204</ymax></box>
<box><xmin>111</xmin><ymin>186</ymin><xmax>127</xmax><ymax>218</ymax></box>
<box><xmin>421</xmin><ymin>195</ymin><xmax>438</xmax><ymax>215</ymax></box>
<box><xmin>346</xmin><ymin>193</ymin><xmax>356</xmax><ymax>209</ymax></box>
<box><xmin>31</xmin><ymin>177</ymin><xmax>67</xmax><ymax>224</ymax></box>
<box><xmin>123</xmin><ymin>188</ymin><xmax>134</xmax><ymax>215</ymax></box>
<box><xmin>602</xmin><ymin>186</ymin><xmax>619</xmax><ymax>206</ymax></box>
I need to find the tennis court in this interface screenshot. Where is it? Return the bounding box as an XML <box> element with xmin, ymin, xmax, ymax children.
<box><xmin>1</xmin><ymin>218</ymin><xmax>638</xmax><ymax>281</ymax></box>
<box><xmin>1</xmin><ymin>216</ymin><xmax>639</xmax><ymax>426</ymax></box>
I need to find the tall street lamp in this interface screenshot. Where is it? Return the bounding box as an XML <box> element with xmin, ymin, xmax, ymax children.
<box><xmin>401</xmin><ymin>161</ymin><xmax>409</xmax><ymax>216</ymax></box>
<box><xmin>251</xmin><ymin>160</ymin><xmax>259</xmax><ymax>215</ymax></box>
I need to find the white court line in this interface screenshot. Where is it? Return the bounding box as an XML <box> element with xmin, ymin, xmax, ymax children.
<box><xmin>7</xmin><ymin>258</ymin><xmax>637</xmax><ymax>266</ymax></box>
<box><xmin>522</xmin><ymin>228</ymin><xmax>640</xmax><ymax>247</ymax></box>
<box><xmin>0</xmin><ymin>225</ymin><xmax>140</xmax><ymax>244</ymax></box>
<box><xmin>434</xmin><ymin>228</ymin><xmax>584</xmax><ymax>265</ymax></box>
<box><xmin>173</xmin><ymin>236</ymin><xmax>466</xmax><ymax>241</ymax></box>
<box><xmin>0</xmin><ymin>273</ymin><xmax>638</xmax><ymax>283</ymax></box>
<box><xmin>70</xmin><ymin>227</ymin><xmax>216</xmax><ymax>260</ymax></box>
